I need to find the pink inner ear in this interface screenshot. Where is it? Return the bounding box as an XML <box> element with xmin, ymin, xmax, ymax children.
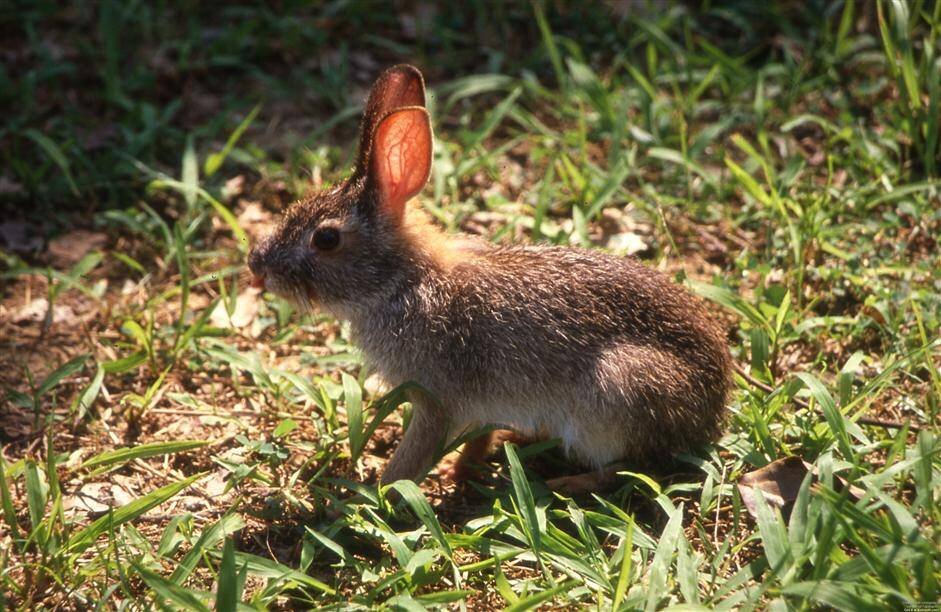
<box><xmin>354</xmin><ymin>65</ymin><xmax>425</xmax><ymax>177</ymax></box>
<box><xmin>372</xmin><ymin>108</ymin><xmax>432</xmax><ymax>221</ymax></box>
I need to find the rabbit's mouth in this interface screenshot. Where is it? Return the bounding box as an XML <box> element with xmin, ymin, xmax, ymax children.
<box><xmin>256</xmin><ymin>274</ymin><xmax>322</xmax><ymax>309</ymax></box>
<box><xmin>253</xmin><ymin>273</ymin><xmax>287</xmax><ymax>299</ymax></box>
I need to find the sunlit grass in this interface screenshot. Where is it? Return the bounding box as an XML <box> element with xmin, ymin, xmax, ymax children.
<box><xmin>1</xmin><ymin>1</ymin><xmax>939</xmax><ymax>609</ymax></box>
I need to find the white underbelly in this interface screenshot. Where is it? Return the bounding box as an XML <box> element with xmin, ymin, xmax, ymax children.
<box><xmin>458</xmin><ymin>397</ymin><xmax>625</xmax><ymax>468</ymax></box>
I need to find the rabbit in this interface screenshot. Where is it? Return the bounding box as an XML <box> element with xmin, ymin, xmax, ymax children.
<box><xmin>248</xmin><ymin>64</ymin><xmax>732</xmax><ymax>490</ymax></box>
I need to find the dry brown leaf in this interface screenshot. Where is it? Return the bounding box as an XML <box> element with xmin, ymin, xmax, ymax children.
<box><xmin>738</xmin><ymin>456</ymin><xmax>865</xmax><ymax>521</ymax></box>
<box><xmin>738</xmin><ymin>456</ymin><xmax>811</xmax><ymax>519</ymax></box>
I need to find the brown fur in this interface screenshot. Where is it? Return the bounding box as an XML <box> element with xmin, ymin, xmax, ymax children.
<box><xmin>248</xmin><ymin>65</ymin><xmax>732</xmax><ymax>485</ymax></box>
<box><xmin>399</xmin><ymin>202</ymin><xmax>483</xmax><ymax>272</ymax></box>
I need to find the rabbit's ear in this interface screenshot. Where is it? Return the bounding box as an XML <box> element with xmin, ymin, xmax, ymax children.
<box><xmin>355</xmin><ymin>65</ymin><xmax>426</xmax><ymax>176</ymax></box>
<box><xmin>368</xmin><ymin>107</ymin><xmax>432</xmax><ymax>223</ymax></box>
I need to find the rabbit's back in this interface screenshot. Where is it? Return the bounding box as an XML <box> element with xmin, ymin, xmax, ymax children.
<box><xmin>410</xmin><ymin>245</ymin><xmax>726</xmax><ymax>384</ymax></box>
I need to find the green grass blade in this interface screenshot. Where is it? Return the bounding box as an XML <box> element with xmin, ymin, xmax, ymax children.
<box><xmin>438</xmin><ymin>73</ymin><xmax>515</xmax><ymax>110</ymax></box>
<box><xmin>532</xmin><ymin>0</ymin><xmax>566</xmax><ymax>90</ymax></box>
<box><xmin>69</xmin><ymin>250</ymin><xmax>104</xmax><ymax>280</ymax></box>
<box><xmin>342</xmin><ymin>372</ymin><xmax>365</xmax><ymax>462</ymax></box>
<box><xmin>80</xmin><ymin>440</ymin><xmax>209</xmax><ymax>472</ymax></box>
<box><xmin>752</xmin><ymin>488</ymin><xmax>791</xmax><ymax>575</ymax></box>
<box><xmin>612</xmin><ymin>514</ymin><xmax>634</xmax><ymax>610</ymax></box>
<box><xmin>505</xmin><ymin>443</ymin><xmax>542</xmax><ymax>556</ymax></box>
<box><xmin>462</xmin><ymin>87</ymin><xmax>522</xmax><ymax>153</ymax></box>
<box><xmin>134</xmin><ymin>561</ymin><xmax>212</xmax><ymax>612</ymax></box>
<box><xmin>0</xmin><ymin>458</ymin><xmax>20</xmax><ymax>543</ymax></box>
<box><xmin>644</xmin><ymin>501</ymin><xmax>683</xmax><ymax>612</ymax></box>
<box><xmin>208</xmin><ymin>549</ymin><xmax>336</xmax><ymax>595</ymax></box>
<box><xmin>102</xmin><ymin>350</ymin><xmax>147</xmax><ymax>374</ymax></box>
<box><xmin>504</xmin><ymin>579</ymin><xmax>575</xmax><ymax>612</ymax></box>
<box><xmin>121</xmin><ymin>319</ymin><xmax>151</xmax><ymax>355</ymax></box>
<box><xmin>24</xmin><ymin>460</ymin><xmax>47</xmax><ymax>532</ymax></box>
<box><xmin>171</xmin><ymin>513</ymin><xmax>246</xmax><ymax>584</ymax></box>
<box><xmin>787</xmin><ymin>470</ymin><xmax>814</xmax><ymax>556</ymax></box>
<box><xmin>361</xmin><ymin>386</ymin><xmax>411</xmax><ymax>453</ymax></box>
<box><xmin>495</xmin><ymin>562</ymin><xmax>519</xmax><ymax>605</ymax></box>
<box><xmin>204</xmin><ymin>104</ymin><xmax>261</xmax><ymax>177</ymax></box>
<box><xmin>215</xmin><ymin>538</ymin><xmax>241</xmax><ymax>612</ymax></box>
<box><xmin>23</xmin><ymin>129</ymin><xmax>80</xmax><ymax>196</ymax></box>
<box><xmin>146</xmin><ymin>175</ymin><xmax>249</xmax><ymax>251</ymax></box>
<box><xmin>414</xmin><ymin>589</ymin><xmax>475</xmax><ymax>605</ymax></box>
<box><xmin>71</xmin><ymin>364</ymin><xmax>104</xmax><ymax>421</ymax></box>
<box><xmin>782</xmin><ymin>580</ymin><xmax>884</xmax><ymax>612</ymax></box>
<box><xmin>676</xmin><ymin>532</ymin><xmax>700</xmax><ymax>604</ymax></box>
<box><xmin>387</xmin><ymin>480</ymin><xmax>452</xmax><ymax>558</ymax></box>
<box><xmin>838</xmin><ymin>351</ymin><xmax>866</xmax><ymax>407</ymax></box>
<box><xmin>687</xmin><ymin>280</ymin><xmax>767</xmax><ymax>328</ymax></box>
<box><xmin>725</xmin><ymin>157</ymin><xmax>772</xmax><ymax>206</ymax></box>
<box><xmin>304</xmin><ymin>527</ymin><xmax>356</xmax><ymax>567</ymax></box>
<box><xmin>913</xmin><ymin>430</ymin><xmax>936</xmax><ymax>512</ymax></box>
<box><xmin>172</xmin><ymin>221</ymin><xmax>191</xmax><ymax>348</ymax></box>
<box><xmin>38</xmin><ymin>354</ymin><xmax>88</xmax><ymax>397</ymax></box>
<box><xmin>796</xmin><ymin>372</ymin><xmax>856</xmax><ymax>460</ymax></box>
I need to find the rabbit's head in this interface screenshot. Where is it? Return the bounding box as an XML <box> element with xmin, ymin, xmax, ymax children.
<box><xmin>248</xmin><ymin>65</ymin><xmax>433</xmax><ymax>314</ymax></box>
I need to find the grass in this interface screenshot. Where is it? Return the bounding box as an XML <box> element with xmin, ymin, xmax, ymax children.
<box><xmin>1</xmin><ymin>1</ymin><xmax>939</xmax><ymax>609</ymax></box>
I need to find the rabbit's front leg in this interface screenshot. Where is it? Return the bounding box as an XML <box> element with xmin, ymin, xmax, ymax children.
<box><xmin>380</xmin><ymin>392</ymin><xmax>448</xmax><ymax>484</ymax></box>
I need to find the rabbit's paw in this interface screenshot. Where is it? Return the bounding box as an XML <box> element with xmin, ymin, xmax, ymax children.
<box><xmin>437</xmin><ymin>454</ymin><xmax>479</xmax><ymax>484</ymax></box>
<box><xmin>438</xmin><ymin>432</ymin><xmax>499</xmax><ymax>484</ymax></box>
<box><xmin>545</xmin><ymin>465</ymin><xmax>622</xmax><ymax>496</ymax></box>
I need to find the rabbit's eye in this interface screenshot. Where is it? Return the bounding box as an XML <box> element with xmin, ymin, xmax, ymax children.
<box><xmin>311</xmin><ymin>227</ymin><xmax>340</xmax><ymax>251</ymax></box>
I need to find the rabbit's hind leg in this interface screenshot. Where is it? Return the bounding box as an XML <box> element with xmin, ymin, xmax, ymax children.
<box><xmin>590</xmin><ymin>343</ymin><xmax>696</xmax><ymax>461</ymax></box>
<box><xmin>438</xmin><ymin>430</ymin><xmax>491</xmax><ymax>483</ymax></box>
<box><xmin>545</xmin><ymin>462</ymin><xmax>626</xmax><ymax>496</ymax></box>
<box><xmin>439</xmin><ymin>428</ymin><xmax>527</xmax><ymax>483</ymax></box>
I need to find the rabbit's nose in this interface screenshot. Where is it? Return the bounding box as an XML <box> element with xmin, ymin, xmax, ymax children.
<box><xmin>248</xmin><ymin>236</ymin><xmax>275</xmax><ymax>290</ymax></box>
<box><xmin>247</xmin><ymin>240</ymin><xmax>267</xmax><ymax>275</ymax></box>
<box><xmin>248</xmin><ymin>240</ymin><xmax>272</xmax><ymax>290</ymax></box>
